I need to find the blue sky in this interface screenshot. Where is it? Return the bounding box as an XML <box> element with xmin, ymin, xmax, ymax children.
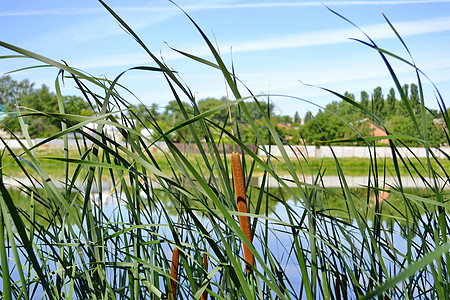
<box><xmin>1</xmin><ymin>0</ymin><xmax>449</xmax><ymax>117</ymax></box>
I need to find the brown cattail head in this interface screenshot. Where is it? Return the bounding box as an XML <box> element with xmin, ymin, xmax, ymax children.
<box><xmin>203</xmin><ymin>253</ymin><xmax>208</xmax><ymax>270</ymax></box>
<box><xmin>231</xmin><ymin>152</ymin><xmax>255</xmax><ymax>273</ymax></box>
<box><xmin>169</xmin><ymin>247</ymin><xmax>180</xmax><ymax>300</ymax></box>
<box><xmin>201</xmin><ymin>253</ymin><xmax>209</xmax><ymax>300</ymax></box>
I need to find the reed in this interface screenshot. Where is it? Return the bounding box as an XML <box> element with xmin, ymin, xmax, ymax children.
<box><xmin>201</xmin><ymin>253</ymin><xmax>209</xmax><ymax>300</ymax></box>
<box><xmin>0</xmin><ymin>1</ymin><xmax>448</xmax><ymax>299</ymax></box>
<box><xmin>231</xmin><ymin>151</ymin><xmax>255</xmax><ymax>273</ymax></box>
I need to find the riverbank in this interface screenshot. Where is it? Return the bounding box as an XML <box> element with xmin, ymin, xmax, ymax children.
<box><xmin>2</xmin><ymin>147</ymin><xmax>449</xmax><ymax>178</ymax></box>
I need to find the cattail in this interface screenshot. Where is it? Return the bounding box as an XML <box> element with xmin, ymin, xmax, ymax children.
<box><xmin>201</xmin><ymin>253</ymin><xmax>209</xmax><ymax>300</ymax></box>
<box><xmin>342</xmin><ymin>274</ymin><xmax>348</xmax><ymax>300</ymax></box>
<box><xmin>231</xmin><ymin>152</ymin><xmax>254</xmax><ymax>273</ymax></box>
<box><xmin>169</xmin><ymin>247</ymin><xmax>180</xmax><ymax>300</ymax></box>
<box><xmin>335</xmin><ymin>276</ymin><xmax>341</xmax><ymax>300</ymax></box>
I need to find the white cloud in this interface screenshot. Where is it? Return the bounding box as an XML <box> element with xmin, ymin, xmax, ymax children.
<box><xmin>71</xmin><ymin>15</ymin><xmax>450</xmax><ymax>70</ymax></box>
<box><xmin>2</xmin><ymin>0</ymin><xmax>450</xmax><ymax>17</ymax></box>
<box><xmin>0</xmin><ymin>7</ymin><xmax>103</xmax><ymax>17</ymax></box>
<box><xmin>219</xmin><ymin>16</ymin><xmax>450</xmax><ymax>53</ymax></box>
<box><xmin>172</xmin><ymin>0</ymin><xmax>450</xmax><ymax>10</ymax></box>
<box><xmin>7</xmin><ymin>1</ymin><xmax>224</xmax><ymax>45</ymax></box>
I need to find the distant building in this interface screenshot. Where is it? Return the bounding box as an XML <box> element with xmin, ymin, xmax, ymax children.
<box><xmin>83</xmin><ymin>118</ymin><xmax>136</xmax><ymax>142</ymax></box>
<box><xmin>277</xmin><ymin>123</ymin><xmax>292</xmax><ymax>128</ymax></box>
<box><xmin>354</xmin><ymin>118</ymin><xmax>389</xmax><ymax>144</ymax></box>
<box><xmin>369</xmin><ymin>123</ymin><xmax>389</xmax><ymax>144</ymax></box>
<box><xmin>432</xmin><ymin>118</ymin><xmax>445</xmax><ymax>125</ymax></box>
<box><xmin>140</xmin><ymin>128</ymin><xmax>154</xmax><ymax>138</ymax></box>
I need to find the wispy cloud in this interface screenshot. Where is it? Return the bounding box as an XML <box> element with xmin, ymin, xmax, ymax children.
<box><xmin>2</xmin><ymin>0</ymin><xmax>450</xmax><ymax>17</ymax></box>
<box><xmin>0</xmin><ymin>7</ymin><xmax>103</xmax><ymax>17</ymax></box>
<box><xmin>172</xmin><ymin>0</ymin><xmax>450</xmax><ymax>10</ymax></box>
<box><xmin>221</xmin><ymin>16</ymin><xmax>450</xmax><ymax>53</ymax></box>
<box><xmin>73</xmin><ymin>15</ymin><xmax>450</xmax><ymax>70</ymax></box>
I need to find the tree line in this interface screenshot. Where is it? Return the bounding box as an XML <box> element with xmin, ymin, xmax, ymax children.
<box><xmin>301</xmin><ymin>85</ymin><xmax>446</xmax><ymax>147</ymax></box>
<box><xmin>0</xmin><ymin>76</ymin><xmax>93</xmax><ymax>138</ymax></box>
<box><xmin>0</xmin><ymin>75</ymin><xmax>446</xmax><ymax>147</ymax></box>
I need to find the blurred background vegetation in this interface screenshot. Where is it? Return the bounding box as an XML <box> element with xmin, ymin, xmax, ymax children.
<box><xmin>1</xmin><ymin>75</ymin><xmax>446</xmax><ymax>147</ymax></box>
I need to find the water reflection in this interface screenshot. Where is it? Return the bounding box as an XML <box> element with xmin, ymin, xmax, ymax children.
<box><xmin>6</xmin><ymin>175</ymin><xmax>439</xmax><ymax>231</ymax></box>
<box><xmin>3</xmin><ymin>174</ymin><xmax>444</xmax><ymax>298</ymax></box>
<box><xmin>8</xmin><ymin>187</ymin><xmax>84</xmax><ymax>229</ymax></box>
<box><xmin>4</xmin><ymin>174</ymin><xmax>446</xmax><ymax>192</ymax></box>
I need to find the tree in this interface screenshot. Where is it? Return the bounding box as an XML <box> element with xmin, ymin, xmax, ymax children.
<box><xmin>385</xmin><ymin>88</ymin><xmax>396</xmax><ymax>117</ymax></box>
<box><xmin>304</xmin><ymin>111</ymin><xmax>313</xmax><ymax>124</ymax></box>
<box><xmin>161</xmin><ymin>100</ymin><xmax>194</xmax><ymax>142</ymax></box>
<box><xmin>294</xmin><ymin>111</ymin><xmax>300</xmax><ymax>124</ymax></box>
<box><xmin>149</xmin><ymin>103</ymin><xmax>160</xmax><ymax>118</ymax></box>
<box><xmin>410</xmin><ymin>83</ymin><xmax>420</xmax><ymax>113</ymax></box>
<box><xmin>22</xmin><ymin>85</ymin><xmax>61</xmax><ymax>137</ymax></box>
<box><xmin>336</xmin><ymin>99</ymin><xmax>361</xmax><ymax>122</ymax></box>
<box><xmin>21</xmin><ymin>85</ymin><xmax>56</xmax><ymax>111</ymax></box>
<box><xmin>372</xmin><ymin>87</ymin><xmax>384</xmax><ymax>118</ymax></box>
<box><xmin>198</xmin><ymin>97</ymin><xmax>228</xmax><ymax>124</ymax></box>
<box><xmin>277</xmin><ymin>115</ymin><xmax>292</xmax><ymax>124</ymax></box>
<box><xmin>1</xmin><ymin>84</ymin><xmax>93</xmax><ymax>138</ymax></box>
<box><xmin>301</xmin><ymin>110</ymin><xmax>344</xmax><ymax>143</ymax></box>
<box><xmin>360</xmin><ymin>91</ymin><xmax>369</xmax><ymax>108</ymax></box>
<box><xmin>344</xmin><ymin>91</ymin><xmax>355</xmax><ymax>101</ymax></box>
<box><xmin>0</xmin><ymin>75</ymin><xmax>34</xmax><ymax>108</ymax></box>
<box><xmin>402</xmin><ymin>84</ymin><xmax>409</xmax><ymax>99</ymax></box>
<box><xmin>64</xmin><ymin>95</ymin><xmax>93</xmax><ymax>116</ymax></box>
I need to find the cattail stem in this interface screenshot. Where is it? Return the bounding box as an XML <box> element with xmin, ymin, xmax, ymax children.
<box><xmin>201</xmin><ymin>253</ymin><xmax>209</xmax><ymax>300</ymax></box>
<box><xmin>169</xmin><ymin>247</ymin><xmax>180</xmax><ymax>300</ymax></box>
<box><xmin>231</xmin><ymin>151</ymin><xmax>254</xmax><ymax>273</ymax></box>
<box><xmin>335</xmin><ymin>276</ymin><xmax>341</xmax><ymax>300</ymax></box>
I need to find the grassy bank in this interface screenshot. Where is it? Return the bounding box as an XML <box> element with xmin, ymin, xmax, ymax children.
<box><xmin>2</xmin><ymin>147</ymin><xmax>449</xmax><ymax>179</ymax></box>
<box><xmin>0</xmin><ymin>2</ymin><xmax>449</xmax><ymax>300</ymax></box>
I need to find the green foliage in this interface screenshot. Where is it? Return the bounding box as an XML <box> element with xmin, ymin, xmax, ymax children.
<box><xmin>372</xmin><ymin>86</ymin><xmax>385</xmax><ymax>117</ymax></box>
<box><xmin>294</xmin><ymin>111</ymin><xmax>300</xmax><ymax>124</ymax></box>
<box><xmin>385</xmin><ymin>87</ymin><xmax>396</xmax><ymax>114</ymax></box>
<box><xmin>302</xmin><ymin>109</ymin><xmax>344</xmax><ymax>143</ymax></box>
<box><xmin>63</xmin><ymin>95</ymin><xmax>93</xmax><ymax>116</ymax></box>
<box><xmin>0</xmin><ymin>75</ymin><xmax>34</xmax><ymax>108</ymax></box>
<box><xmin>3</xmin><ymin>73</ymin><xmax>443</xmax><ymax>147</ymax></box>
<box><xmin>302</xmin><ymin>83</ymin><xmax>447</xmax><ymax>147</ymax></box>
<box><xmin>360</xmin><ymin>90</ymin><xmax>369</xmax><ymax>108</ymax></box>
<box><xmin>1</xmin><ymin>78</ymin><xmax>94</xmax><ymax>138</ymax></box>
<box><xmin>304</xmin><ymin>111</ymin><xmax>313</xmax><ymax>123</ymax></box>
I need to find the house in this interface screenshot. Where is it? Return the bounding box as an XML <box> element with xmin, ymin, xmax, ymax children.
<box><xmin>369</xmin><ymin>122</ymin><xmax>389</xmax><ymax>144</ymax></box>
<box><xmin>277</xmin><ymin>123</ymin><xmax>292</xmax><ymax>129</ymax></box>
<box><xmin>354</xmin><ymin>118</ymin><xmax>389</xmax><ymax>144</ymax></box>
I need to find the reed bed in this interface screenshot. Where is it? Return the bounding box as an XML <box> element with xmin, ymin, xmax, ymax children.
<box><xmin>0</xmin><ymin>2</ymin><xmax>449</xmax><ymax>299</ymax></box>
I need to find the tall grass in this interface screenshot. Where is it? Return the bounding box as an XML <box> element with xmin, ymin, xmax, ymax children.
<box><xmin>0</xmin><ymin>2</ymin><xmax>449</xmax><ymax>299</ymax></box>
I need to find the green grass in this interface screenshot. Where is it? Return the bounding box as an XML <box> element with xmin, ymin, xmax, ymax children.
<box><xmin>260</xmin><ymin>156</ymin><xmax>450</xmax><ymax>177</ymax></box>
<box><xmin>0</xmin><ymin>2</ymin><xmax>449</xmax><ymax>299</ymax></box>
<box><xmin>3</xmin><ymin>147</ymin><xmax>449</xmax><ymax>179</ymax></box>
